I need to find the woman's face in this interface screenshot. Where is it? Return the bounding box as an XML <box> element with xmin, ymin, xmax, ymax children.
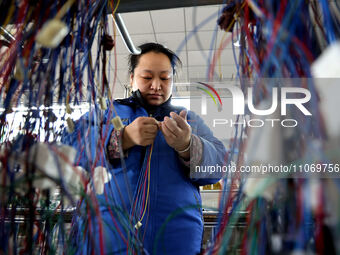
<box><xmin>130</xmin><ymin>52</ymin><xmax>173</xmax><ymax>106</ymax></box>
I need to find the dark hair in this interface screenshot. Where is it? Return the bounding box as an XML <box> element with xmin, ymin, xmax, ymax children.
<box><xmin>128</xmin><ymin>43</ymin><xmax>182</xmax><ymax>75</ymax></box>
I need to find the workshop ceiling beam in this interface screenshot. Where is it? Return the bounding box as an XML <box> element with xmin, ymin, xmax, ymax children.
<box><xmin>114</xmin><ymin>0</ymin><xmax>225</xmax><ymax>13</ymax></box>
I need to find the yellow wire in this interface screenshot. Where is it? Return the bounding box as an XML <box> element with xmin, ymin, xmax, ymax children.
<box><xmin>55</xmin><ymin>0</ymin><xmax>76</xmax><ymax>20</ymax></box>
<box><xmin>110</xmin><ymin>0</ymin><xmax>121</xmax><ymax>16</ymax></box>
<box><xmin>139</xmin><ymin>143</ymin><xmax>153</xmax><ymax>222</ymax></box>
<box><xmin>113</xmin><ymin>0</ymin><xmax>121</xmax><ymax>14</ymax></box>
<box><xmin>2</xmin><ymin>0</ymin><xmax>15</xmax><ymax>30</ymax></box>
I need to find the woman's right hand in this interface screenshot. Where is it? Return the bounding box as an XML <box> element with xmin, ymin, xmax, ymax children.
<box><xmin>122</xmin><ymin>117</ymin><xmax>159</xmax><ymax>150</ymax></box>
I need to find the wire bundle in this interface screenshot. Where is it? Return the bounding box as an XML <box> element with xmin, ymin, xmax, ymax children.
<box><xmin>0</xmin><ymin>0</ymin><xmax>135</xmax><ymax>254</ymax></box>
<box><xmin>203</xmin><ymin>0</ymin><xmax>340</xmax><ymax>254</ymax></box>
<box><xmin>1</xmin><ymin>0</ymin><xmax>340</xmax><ymax>254</ymax></box>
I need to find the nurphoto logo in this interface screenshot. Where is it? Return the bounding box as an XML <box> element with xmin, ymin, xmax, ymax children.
<box><xmin>196</xmin><ymin>80</ymin><xmax>312</xmax><ymax>128</ymax></box>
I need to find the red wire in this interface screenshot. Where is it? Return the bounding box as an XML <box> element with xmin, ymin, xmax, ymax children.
<box><xmin>140</xmin><ymin>158</ymin><xmax>149</xmax><ymax>217</ymax></box>
<box><xmin>262</xmin><ymin>0</ymin><xmax>288</xmax><ymax>69</ymax></box>
<box><xmin>103</xmin><ymin>187</ymin><xmax>129</xmax><ymax>245</ymax></box>
<box><xmin>141</xmin><ymin>195</ymin><xmax>151</xmax><ymax>243</ymax></box>
<box><xmin>240</xmin><ymin>201</ymin><xmax>255</xmax><ymax>255</ymax></box>
<box><xmin>210</xmin><ymin>176</ymin><xmax>239</xmax><ymax>254</ymax></box>
<box><xmin>208</xmin><ymin>30</ymin><xmax>236</xmax><ymax>82</ymax></box>
<box><xmin>244</xmin><ymin>2</ymin><xmax>260</xmax><ymax>74</ymax></box>
<box><xmin>197</xmin><ymin>82</ymin><xmax>223</xmax><ymax>106</ymax></box>
<box><xmin>0</xmin><ymin>0</ymin><xmax>30</xmax><ymax>88</ymax></box>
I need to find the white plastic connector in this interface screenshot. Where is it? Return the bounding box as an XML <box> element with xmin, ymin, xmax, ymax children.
<box><xmin>99</xmin><ymin>97</ymin><xmax>107</xmax><ymax>110</ymax></box>
<box><xmin>66</xmin><ymin>103</ymin><xmax>73</xmax><ymax>114</ymax></box>
<box><xmin>36</xmin><ymin>19</ymin><xmax>69</xmax><ymax>48</ymax></box>
<box><xmin>66</xmin><ymin>117</ymin><xmax>74</xmax><ymax>133</ymax></box>
<box><xmin>92</xmin><ymin>166</ymin><xmax>112</xmax><ymax>195</ymax></box>
<box><xmin>28</xmin><ymin>143</ymin><xmax>76</xmax><ymax>191</ymax></box>
<box><xmin>311</xmin><ymin>41</ymin><xmax>340</xmax><ymax>138</ymax></box>
<box><xmin>14</xmin><ymin>60</ymin><xmax>24</xmax><ymax>81</ymax></box>
<box><xmin>311</xmin><ymin>41</ymin><xmax>340</xmax><ymax>78</ymax></box>
<box><xmin>134</xmin><ymin>221</ymin><xmax>142</xmax><ymax>230</ymax></box>
<box><xmin>244</xmin><ymin>177</ymin><xmax>278</xmax><ymax>201</ymax></box>
<box><xmin>111</xmin><ymin>116</ymin><xmax>124</xmax><ymax>131</ymax></box>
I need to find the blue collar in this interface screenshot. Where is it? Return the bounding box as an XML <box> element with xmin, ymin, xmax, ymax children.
<box><xmin>115</xmin><ymin>90</ymin><xmax>183</xmax><ymax>121</ymax></box>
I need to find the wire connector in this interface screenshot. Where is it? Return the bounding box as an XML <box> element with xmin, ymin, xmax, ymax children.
<box><xmin>66</xmin><ymin>103</ymin><xmax>73</xmax><ymax>114</ymax></box>
<box><xmin>111</xmin><ymin>116</ymin><xmax>124</xmax><ymax>131</ymax></box>
<box><xmin>99</xmin><ymin>97</ymin><xmax>107</xmax><ymax>110</ymax></box>
<box><xmin>36</xmin><ymin>19</ymin><xmax>69</xmax><ymax>48</ymax></box>
<box><xmin>14</xmin><ymin>60</ymin><xmax>24</xmax><ymax>81</ymax></box>
<box><xmin>134</xmin><ymin>221</ymin><xmax>142</xmax><ymax>230</ymax></box>
<box><xmin>66</xmin><ymin>117</ymin><xmax>74</xmax><ymax>133</ymax></box>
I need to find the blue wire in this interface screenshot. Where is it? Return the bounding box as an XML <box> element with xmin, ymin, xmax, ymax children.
<box><xmin>319</xmin><ymin>0</ymin><xmax>336</xmax><ymax>43</ymax></box>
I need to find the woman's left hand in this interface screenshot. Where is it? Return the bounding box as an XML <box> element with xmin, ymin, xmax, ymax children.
<box><xmin>160</xmin><ymin>110</ymin><xmax>191</xmax><ymax>156</ymax></box>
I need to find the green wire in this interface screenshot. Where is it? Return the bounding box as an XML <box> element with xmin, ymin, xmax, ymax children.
<box><xmin>217</xmin><ymin>178</ymin><xmax>277</xmax><ymax>254</ymax></box>
<box><xmin>197</xmin><ymin>87</ymin><xmax>217</xmax><ymax>105</ymax></box>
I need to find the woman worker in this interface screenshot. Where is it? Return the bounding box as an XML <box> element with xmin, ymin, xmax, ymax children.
<box><xmin>62</xmin><ymin>43</ymin><xmax>226</xmax><ymax>254</ymax></box>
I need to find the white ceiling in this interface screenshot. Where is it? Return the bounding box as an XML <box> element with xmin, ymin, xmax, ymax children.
<box><xmin>105</xmin><ymin>4</ymin><xmax>239</xmax><ymax>98</ymax></box>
